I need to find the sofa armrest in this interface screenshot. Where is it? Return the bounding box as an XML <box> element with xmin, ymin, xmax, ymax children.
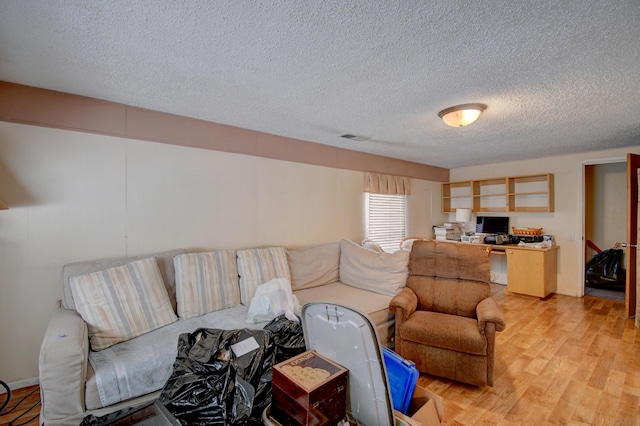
<box><xmin>39</xmin><ymin>300</ymin><xmax>89</xmax><ymax>422</ymax></box>
<box><xmin>389</xmin><ymin>287</ymin><xmax>418</xmax><ymax>319</ymax></box>
<box><xmin>476</xmin><ymin>297</ymin><xmax>506</xmax><ymax>334</ymax></box>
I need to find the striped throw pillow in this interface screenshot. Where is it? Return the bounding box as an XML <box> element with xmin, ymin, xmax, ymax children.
<box><xmin>237</xmin><ymin>247</ymin><xmax>290</xmax><ymax>305</ymax></box>
<box><xmin>174</xmin><ymin>250</ymin><xmax>240</xmax><ymax>319</ymax></box>
<box><xmin>69</xmin><ymin>257</ymin><xmax>177</xmax><ymax>351</ymax></box>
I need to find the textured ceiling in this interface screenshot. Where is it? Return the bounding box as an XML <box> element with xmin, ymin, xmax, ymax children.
<box><xmin>1</xmin><ymin>0</ymin><xmax>639</xmax><ymax>169</ymax></box>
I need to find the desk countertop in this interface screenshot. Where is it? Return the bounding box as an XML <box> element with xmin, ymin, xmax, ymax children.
<box><xmin>481</xmin><ymin>243</ymin><xmax>558</xmax><ymax>252</ymax></box>
<box><xmin>435</xmin><ymin>239</ymin><xmax>558</xmax><ymax>252</ymax></box>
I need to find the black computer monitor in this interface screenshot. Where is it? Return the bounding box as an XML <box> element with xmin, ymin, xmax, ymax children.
<box><xmin>476</xmin><ymin>216</ymin><xmax>509</xmax><ymax>234</ymax></box>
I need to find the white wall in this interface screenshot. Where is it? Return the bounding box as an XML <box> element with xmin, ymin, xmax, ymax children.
<box><xmin>0</xmin><ymin>122</ymin><xmax>439</xmax><ymax>383</ymax></box>
<box><xmin>451</xmin><ymin>146</ymin><xmax>640</xmax><ymax>297</ymax></box>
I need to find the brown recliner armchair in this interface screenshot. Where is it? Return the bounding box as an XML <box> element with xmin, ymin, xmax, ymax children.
<box><xmin>389</xmin><ymin>240</ymin><xmax>506</xmax><ymax>387</ymax></box>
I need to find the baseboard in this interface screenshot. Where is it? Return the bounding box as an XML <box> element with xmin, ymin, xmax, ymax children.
<box><xmin>555</xmin><ymin>289</ymin><xmax>579</xmax><ymax>297</ymax></box>
<box><xmin>0</xmin><ymin>376</ymin><xmax>39</xmax><ymax>393</ymax></box>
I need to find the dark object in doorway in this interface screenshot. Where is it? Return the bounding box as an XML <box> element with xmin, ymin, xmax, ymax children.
<box><xmin>585</xmin><ymin>248</ymin><xmax>625</xmax><ymax>290</ymax></box>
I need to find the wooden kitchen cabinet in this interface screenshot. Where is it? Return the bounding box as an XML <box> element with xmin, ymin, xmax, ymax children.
<box><xmin>505</xmin><ymin>245</ymin><xmax>558</xmax><ymax>298</ymax></box>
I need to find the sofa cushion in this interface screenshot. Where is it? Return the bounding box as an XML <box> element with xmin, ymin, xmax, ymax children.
<box><xmin>361</xmin><ymin>239</ymin><xmax>384</xmax><ymax>253</ymax></box>
<box><xmin>294</xmin><ymin>281</ymin><xmax>395</xmax><ymax>346</ymax></box>
<box><xmin>86</xmin><ymin>304</ymin><xmax>263</xmax><ymax>408</ymax></box>
<box><xmin>295</xmin><ymin>281</ymin><xmax>393</xmax><ymax>316</ymax></box>
<box><xmin>84</xmin><ymin>364</ymin><xmax>102</xmax><ymax>410</ymax></box>
<box><xmin>69</xmin><ymin>257</ymin><xmax>177</xmax><ymax>351</ymax></box>
<box><xmin>237</xmin><ymin>247</ymin><xmax>290</xmax><ymax>305</ymax></box>
<box><xmin>174</xmin><ymin>250</ymin><xmax>241</xmax><ymax>319</ymax></box>
<box><xmin>287</xmin><ymin>242</ymin><xmax>340</xmax><ymax>290</ymax></box>
<box><xmin>62</xmin><ymin>248</ymin><xmax>187</xmax><ymax>311</ymax></box>
<box><xmin>339</xmin><ymin>239</ymin><xmax>409</xmax><ymax>296</ymax></box>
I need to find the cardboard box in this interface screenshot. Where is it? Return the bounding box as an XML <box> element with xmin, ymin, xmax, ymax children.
<box><xmin>272</xmin><ymin>350</ymin><xmax>348</xmax><ymax>426</ymax></box>
<box><xmin>393</xmin><ymin>385</ymin><xmax>444</xmax><ymax>426</ymax></box>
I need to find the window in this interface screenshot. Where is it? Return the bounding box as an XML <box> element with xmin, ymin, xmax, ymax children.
<box><xmin>366</xmin><ymin>193</ymin><xmax>406</xmax><ymax>253</ymax></box>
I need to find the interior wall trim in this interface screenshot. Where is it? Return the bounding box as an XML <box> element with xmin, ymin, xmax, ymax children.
<box><xmin>0</xmin><ymin>81</ymin><xmax>449</xmax><ymax>182</ymax></box>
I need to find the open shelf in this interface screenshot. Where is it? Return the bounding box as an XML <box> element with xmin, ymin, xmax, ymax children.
<box><xmin>507</xmin><ymin>174</ymin><xmax>554</xmax><ymax>212</ymax></box>
<box><xmin>442</xmin><ymin>173</ymin><xmax>554</xmax><ymax>213</ymax></box>
<box><xmin>441</xmin><ymin>181</ymin><xmax>472</xmax><ymax>212</ymax></box>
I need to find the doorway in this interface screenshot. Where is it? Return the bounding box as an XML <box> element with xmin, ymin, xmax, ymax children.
<box><xmin>584</xmin><ymin>161</ymin><xmax>627</xmax><ymax>301</ymax></box>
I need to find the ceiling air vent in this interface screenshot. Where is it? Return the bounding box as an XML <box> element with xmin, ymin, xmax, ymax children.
<box><xmin>340</xmin><ymin>134</ymin><xmax>371</xmax><ymax>142</ymax></box>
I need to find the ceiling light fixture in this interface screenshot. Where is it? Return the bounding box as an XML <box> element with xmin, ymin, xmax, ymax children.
<box><xmin>438</xmin><ymin>103</ymin><xmax>487</xmax><ymax>127</ymax></box>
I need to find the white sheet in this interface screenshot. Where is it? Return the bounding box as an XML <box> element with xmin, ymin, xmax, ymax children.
<box><xmin>89</xmin><ymin>305</ymin><xmax>264</xmax><ymax>407</ymax></box>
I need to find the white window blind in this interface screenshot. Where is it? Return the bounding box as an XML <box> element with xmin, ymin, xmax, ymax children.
<box><xmin>366</xmin><ymin>193</ymin><xmax>406</xmax><ymax>253</ymax></box>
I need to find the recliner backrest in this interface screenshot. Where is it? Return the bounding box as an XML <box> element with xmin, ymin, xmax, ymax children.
<box><xmin>407</xmin><ymin>240</ymin><xmax>491</xmax><ymax>318</ymax></box>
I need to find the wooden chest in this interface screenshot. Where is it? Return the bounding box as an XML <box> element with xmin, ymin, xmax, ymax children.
<box><xmin>271</xmin><ymin>350</ymin><xmax>348</xmax><ymax>426</ymax></box>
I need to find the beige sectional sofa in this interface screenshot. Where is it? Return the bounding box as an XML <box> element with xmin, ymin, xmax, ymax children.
<box><xmin>39</xmin><ymin>239</ymin><xmax>409</xmax><ymax>425</ymax></box>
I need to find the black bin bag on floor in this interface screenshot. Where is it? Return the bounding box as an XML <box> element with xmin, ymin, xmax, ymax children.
<box><xmin>585</xmin><ymin>248</ymin><xmax>626</xmax><ymax>290</ymax></box>
<box><xmin>159</xmin><ymin>315</ymin><xmax>305</xmax><ymax>426</ymax></box>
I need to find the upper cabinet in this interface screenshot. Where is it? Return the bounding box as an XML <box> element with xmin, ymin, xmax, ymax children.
<box><xmin>442</xmin><ymin>173</ymin><xmax>554</xmax><ymax>213</ymax></box>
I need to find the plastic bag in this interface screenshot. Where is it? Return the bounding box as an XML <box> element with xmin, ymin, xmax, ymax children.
<box><xmin>585</xmin><ymin>248</ymin><xmax>625</xmax><ymax>290</ymax></box>
<box><xmin>158</xmin><ymin>315</ymin><xmax>305</xmax><ymax>426</ymax></box>
<box><xmin>246</xmin><ymin>278</ymin><xmax>301</xmax><ymax>324</ymax></box>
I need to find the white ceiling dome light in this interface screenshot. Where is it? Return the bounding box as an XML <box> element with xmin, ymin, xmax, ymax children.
<box><xmin>438</xmin><ymin>104</ymin><xmax>487</xmax><ymax>127</ymax></box>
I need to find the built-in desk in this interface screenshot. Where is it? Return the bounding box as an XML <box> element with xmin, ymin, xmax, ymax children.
<box><xmin>436</xmin><ymin>241</ymin><xmax>559</xmax><ymax>298</ymax></box>
<box><xmin>490</xmin><ymin>244</ymin><xmax>559</xmax><ymax>298</ymax></box>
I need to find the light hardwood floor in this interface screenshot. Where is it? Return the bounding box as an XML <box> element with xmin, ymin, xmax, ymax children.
<box><xmin>419</xmin><ymin>283</ymin><xmax>640</xmax><ymax>425</ymax></box>
<box><xmin>4</xmin><ymin>284</ymin><xmax>638</xmax><ymax>425</ymax></box>
<box><xmin>0</xmin><ymin>385</ymin><xmax>39</xmax><ymax>426</ymax></box>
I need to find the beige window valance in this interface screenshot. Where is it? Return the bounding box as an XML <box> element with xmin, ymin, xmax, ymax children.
<box><xmin>364</xmin><ymin>172</ymin><xmax>411</xmax><ymax>195</ymax></box>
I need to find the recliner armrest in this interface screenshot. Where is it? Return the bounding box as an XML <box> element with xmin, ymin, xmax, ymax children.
<box><xmin>389</xmin><ymin>287</ymin><xmax>418</xmax><ymax>319</ymax></box>
<box><xmin>476</xmin><ymin>297</ymin><xmax>506</xmax><ymax>333</ymax></box>
<box><xmin>39</xmin><ymin>300</ymin><xmax>89</xmax><ymax>423</ymax></box>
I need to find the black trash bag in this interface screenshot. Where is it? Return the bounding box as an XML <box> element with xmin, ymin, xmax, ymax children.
<box><xmin>159</xmin><ymin>315</ymin><xmax>305</xmax><ymax>426</ymax></box>
<box><xmin>264</xmin><ymin>313</ymin><xmax>307</xmax><ymax>363</ymax></box>
<box><xmin>585</xmin><ymin>248</ymin><xmax>626</xmax><ymax>290</ymax></box>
